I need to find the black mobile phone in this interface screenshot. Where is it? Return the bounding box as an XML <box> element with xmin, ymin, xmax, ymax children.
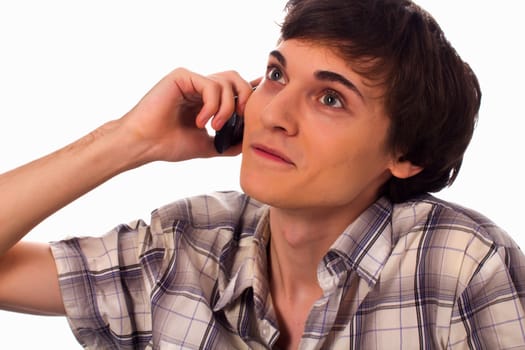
<box><xmin>214</xmin><ymin>111</ymin><xmax>244</xmax><ymax>153</ymax></box>
<box><xmin>213</xmin><ymin>87</ymin><xmax>256</xmax><ymax>153</ymax></box>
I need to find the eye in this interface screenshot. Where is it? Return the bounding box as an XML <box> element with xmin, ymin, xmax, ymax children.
<box><xmin>266</xmin><ymin>66</ymin><xmax>285</xmax><ymax>84</ymax></box>
<box><xmin>319</xmin><ymin>90</ymin><xmax>343</xmax><ymax>108</ymax></box>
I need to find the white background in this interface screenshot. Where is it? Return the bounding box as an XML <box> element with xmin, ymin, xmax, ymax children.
<box><xmin>0</xmin><ymin>1</ymin><xmax>523</xmax><ymax>348</ymax></box>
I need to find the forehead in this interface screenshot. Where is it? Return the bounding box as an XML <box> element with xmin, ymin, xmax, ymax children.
<box><xmin>274</xmin><ymin>39</ymin><xmax>350</xmax><ymax>71</ymax></box>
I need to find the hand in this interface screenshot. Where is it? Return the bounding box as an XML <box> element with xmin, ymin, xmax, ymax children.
<box><xmin>0</xmin><ymin>68</ymin><xmax>255</xmax><ymax>261</ymax></box>
<box><xmin>0</xmin><ymin>68</ymin><xmax>256</xmax><ymax>255</ymax></box>
<box><xmin>119</xmin><ymin>68</ymin><xmax>254</xmax><ymax>164</ymax></box>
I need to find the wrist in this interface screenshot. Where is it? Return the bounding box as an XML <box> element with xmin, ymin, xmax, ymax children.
<box><xmin>76</xmin><ymin>119</ymin><xmax>155</xmax><ymax>176</ymax></box>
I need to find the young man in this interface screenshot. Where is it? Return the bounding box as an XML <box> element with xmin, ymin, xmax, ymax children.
<box><xmin>1</xmin><ymin>0</ymin><xmax>524</xmax><ymax>349</ymax></box>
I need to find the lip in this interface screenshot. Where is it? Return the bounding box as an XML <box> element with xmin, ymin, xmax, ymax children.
<box><xmin>251</xmin><ymin>143</ymin><xmax>295</xmax><ymax>166</ymax></box>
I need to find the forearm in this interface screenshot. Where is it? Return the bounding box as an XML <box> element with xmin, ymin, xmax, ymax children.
<box><xmin>0</xmin><ymin>120</ymin><xmax>146</xmax><ymax>255</ymax></box>
<box><xmin>0</xmin><ymin>68</ymin><xmax>253</xmax><ymax>256</ymax></box>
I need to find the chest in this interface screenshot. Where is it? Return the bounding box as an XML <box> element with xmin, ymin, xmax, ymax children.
<box><xmin>148</xmin><ymin>278</ymin><xmax>455</xmax><ymax>349</ymax></box>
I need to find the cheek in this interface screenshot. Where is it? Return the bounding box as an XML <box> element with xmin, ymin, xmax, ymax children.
<box><xmin>243</xmin><ymin>93</ymin><xmax>260</xmax><ymax>127</ymax></box>
<box><xmin>308</xmin><ymin>131</ymin><xmax>391</xmax><ymax>184</ymax></box>
<box><xmin>239</xmin><ymin>155</ymin><xmax>278</xmax><ymax>204</ymax></box>
<box><xmin>241</xmin><ymin>94</ymin><xmax>260</xmax><ymax>141</ymax></box>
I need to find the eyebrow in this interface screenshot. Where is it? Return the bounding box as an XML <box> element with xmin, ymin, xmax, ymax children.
<box><xmin>314</xmin><ymin>70</ymin><xmax>364</xmax><ymax>100</ymax></box>
<box><xmin>269</xmin><ymin>50</ymin><xmax>364</xmax><ymax>101</ymax></box>
<box><xmin>269</xmin><ymin>50</ymin><xmax>287</xmax><ymax>67</ymax></box>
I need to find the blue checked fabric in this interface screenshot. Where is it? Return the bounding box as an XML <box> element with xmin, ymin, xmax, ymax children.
<box><xmin>50</xmin><ymin>191</ymin><xmax>525</xmax><ymax>349</ymax></box>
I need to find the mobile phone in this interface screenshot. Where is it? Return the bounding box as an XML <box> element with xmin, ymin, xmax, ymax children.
<box><xmin>214</xmin><ymin>110</ymin><xmax>244</xmax><ymax>153</ymax></box>
<box><xmin>213</xmin><ymin>86</ymin><xmax>257</xmax><ymax>153</ymax></box>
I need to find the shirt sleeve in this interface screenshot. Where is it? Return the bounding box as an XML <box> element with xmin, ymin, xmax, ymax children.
<box><xmin>448</xmin><ymin>243</ymin><xmax>525</xmax><ymax>349</ymax></box>
<box><xmin>50</xmin><ymin>218</ymin><xmax>165</xmax><ymax>349</ymax></box>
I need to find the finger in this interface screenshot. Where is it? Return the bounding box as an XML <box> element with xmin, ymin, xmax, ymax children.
<box><xmin>197</xmin><ymin>133</ymin><xmax>242</xmax><ymax>159</ymax></box>
<box><xmin>250</xmin><ymin>77</ymin><xmax>263</xmax><ymax>88</ymax></box>
<box><xmin>194</xmin><ymin>71</ymin><xmax>253</xmax><ymax>130</ymax></box>
<box><xmin>195</xmin><ymin>134</ymin><xmax>222</xmax><ymax>159</ymax></box>
<box><xmin>193</xmin><ymin>74</ymin><xmax>240</xmax><ymax>130</ymax></box>
<box><xmin>192</xmin><ymin>81</ymin><xmax>222</xmax><ymax>129</ymax></box>
<box><xmin>218</xmin><ymin>141</ymin><xmax>243</xmax><ymax>157</ymax></box>
<box><xmin>235</xmin><ymin>76</ymin><xmax>261</xmax><ymax>117</ymax></box>
<box><xmin>210</xmin><ymin>87</ymin><xmax>236</xmax><ymax>131</ymax></box>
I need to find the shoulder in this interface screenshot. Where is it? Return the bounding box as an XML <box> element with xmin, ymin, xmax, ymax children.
<box><xmin>389</xmin><ymin>194</ymin><xmax>524</xmax><ymax>287</ymax></box>
<box><xmin>386</xmin><ymin>195</ymin><xmax>525</xmax><ymax>308</ymax></box>
<box><xmin>152</xmin><ymin>191</ymin><xmax>267</xmax><ymax>235</ymax></box>
<box><xmin>52</xmin><ymin>191</ymin><xmax>268</xmax><ymax>275</ymax></box>
<box><xmin>392</xmin><ymin>194</ymin><xmax>518</xmax><ymax>250</ymax></box>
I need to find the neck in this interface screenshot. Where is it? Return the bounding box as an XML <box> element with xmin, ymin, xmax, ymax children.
<box><xmin>267</xmin><ymin>189</ymin><xmax>381</xmax><ymax>296</ymax></box>
<box><xmin>266</xmin><ymin>192</ymin><xmax>381</xmax><ymax>349</ymax></box>
<box><xmin>267</xmin><ymin>207</ymin><xmax>352</xmax><ymax>297</ymax></box>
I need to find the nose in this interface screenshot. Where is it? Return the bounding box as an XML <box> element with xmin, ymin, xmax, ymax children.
<box><xmin>260</xmin><ymin>86</ymin><xmax>300</xmax><ymax>136</ymax></box>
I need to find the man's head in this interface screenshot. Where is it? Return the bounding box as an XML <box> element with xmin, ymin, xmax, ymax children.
<box><xmin>280</xmin><ymin>0</ymin><xmax>481</xmax><ymax>203</ymax></box>
<box><xmin>239</xmin><ymin>0</ymin><xmax>480</xmax><ymax>217</ymax></box>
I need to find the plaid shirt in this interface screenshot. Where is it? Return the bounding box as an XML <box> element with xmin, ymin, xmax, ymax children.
<box><xmin>50</xmin><ymin>191</ymin><xmax>525</xmax><ymax>349</ymax></box>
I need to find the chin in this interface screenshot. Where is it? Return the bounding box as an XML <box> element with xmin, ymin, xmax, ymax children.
<box><xmin>240</xmin><ymin>172</ymin><xmax>282</xmax><ymax>207</ymax></box>
<box><xmin>240</xmin><ymin>172</ymin><xmax>266</xmax><ymax>202</ymax></box>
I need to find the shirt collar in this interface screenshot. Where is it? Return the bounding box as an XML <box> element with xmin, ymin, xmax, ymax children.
<box><xmin>324</xmin><ymin>196</ymin><xmax>394</xmax><ymax>288</ymax></box>
<box><xmin>213</xmin><ymin>196</ymin><xmax>394</xmax><ymax>310</ymax></box>
<box><xmin>213</xmin><ymin>206</ymin><xmax>271</xmax><ymax>315</ymax></box>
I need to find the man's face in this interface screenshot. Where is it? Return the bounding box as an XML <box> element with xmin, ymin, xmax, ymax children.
<box><xmin>240</xmin><ymin>39</ymin><xmax>397</xmax><ymax>216</ymax></box>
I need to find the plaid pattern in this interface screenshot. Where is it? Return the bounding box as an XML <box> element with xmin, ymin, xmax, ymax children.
<box><xmin>50</xmin><ymin>191</ymin><xmax>525</xmax><ymax>349</ymax></box>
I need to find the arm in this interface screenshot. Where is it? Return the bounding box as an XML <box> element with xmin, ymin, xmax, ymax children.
<box><xmin>450</xmin><ymin>244</ymin><xmax>525</xmax><ymax>348</ymax></box>
<box><xmin>0</xmin><ymin>68</ymin><xmax>254</xmax><ymax>314</ymax></box>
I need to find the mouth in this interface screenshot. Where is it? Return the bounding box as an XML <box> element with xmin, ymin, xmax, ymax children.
<box><xmin>251</xmin><ymin>144</ymin><xmax>295</xmax><ymax>166</ymax></box>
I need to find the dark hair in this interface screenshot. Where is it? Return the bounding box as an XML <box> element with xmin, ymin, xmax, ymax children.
<box><xmin>281</xmin><ymin>0</ymin><xmax>481</xmax><ymax>203</ymax></box>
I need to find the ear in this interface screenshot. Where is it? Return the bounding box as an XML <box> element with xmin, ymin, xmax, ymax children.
<box><xmin>388</xmin><ymin>157</ymin><xmax>423</xmax><ymax>179</ymax></box>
